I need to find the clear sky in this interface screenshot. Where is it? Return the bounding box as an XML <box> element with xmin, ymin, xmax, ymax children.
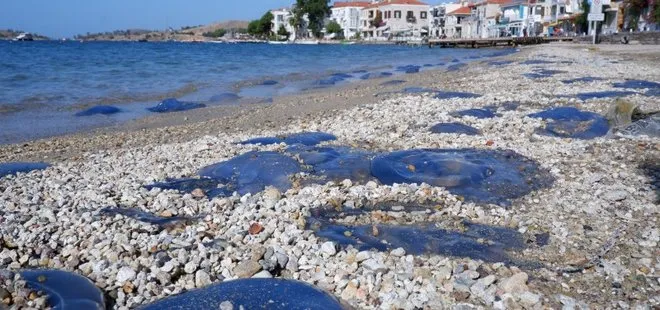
<box><xmin>0</xmin><ymin>0</ymin><xmax>293</xmax><ymax>38</ymax></box>
<box><xmin>1</xmin><ymin>0</ymin><xmax>446</xmax><ymax>39</ymax></box>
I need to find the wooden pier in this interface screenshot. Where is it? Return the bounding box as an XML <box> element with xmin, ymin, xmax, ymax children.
<box><xmin>426</xmin><ymin>36</ymin><xmax>574</xmax><ymax>48</ymax></box>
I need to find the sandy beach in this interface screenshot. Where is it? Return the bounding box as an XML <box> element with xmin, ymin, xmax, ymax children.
<box><xmin>1</xmin><ymin>43</ymin><xmax>659</xmax><ymax>309</ymax></box>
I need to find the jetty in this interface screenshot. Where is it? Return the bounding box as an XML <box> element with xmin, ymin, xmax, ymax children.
<box><xmin>422</xmin><ymin>36</ymin><xmax>574</xmax><ymax>48</ymax></box>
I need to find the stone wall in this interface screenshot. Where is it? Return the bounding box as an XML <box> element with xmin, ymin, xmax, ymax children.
<box><xmin>574</xmin><ymin>31</ymin><xmax>660</xmax><ymax>44</ymax></box>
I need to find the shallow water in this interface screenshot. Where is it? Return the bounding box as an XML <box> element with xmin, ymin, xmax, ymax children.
<box><xmin>21</xmin><ymin>269</ymin><xmax>106</xmax><ymax>310</ymax></box>
<box><xmin>0</xmin><ymin>41</ymin><xmax>514</xmax><ymax>144</ymax></box>
<box><xmin>0</xmin><ymin>162</ymin><xmax>49</xmax><ymax>177</ymax></box>
<box><xmin>528</xmin><ymin>107</ymin><xmax>609</xmax><ymax>139</ymax></box>
<box><xmin>371</xmin><ymin>149</ymin><xmax>553</xmax><ymax>205</ymax></box>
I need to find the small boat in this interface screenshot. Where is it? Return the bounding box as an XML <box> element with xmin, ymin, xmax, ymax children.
<box><xmin>267</xmin><ymin>41</ymin><xmax>289</xmax><ymax>45</ymax></box>
<box><xmin>13</xmin><ymin>33</ymin><xmax>34</xmax><ymax>41</ymax></box>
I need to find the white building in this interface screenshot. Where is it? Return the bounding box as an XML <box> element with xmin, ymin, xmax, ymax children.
<box><xmin>271</xmin><ymin>8</ymin><xmax>296</xmax><ymax>40</ymax></box>
<box><xmin>360</xmin><ymin>0</ymin><xmax>431</xmax><ymax>40</ymax></box>
<box><xmin>429</xmin><ymin>3</ymin><xmax>461</xmax><ymax>38</ymax></box>
<box><xmin>330</xmin><ymin>1</ymin><xmax>371</xmax><ymax>39</ymax></box>
<box><xmin>444</xmin><ymin>6</ymin><xmax>472</xmax><ymax>38</ymax></box>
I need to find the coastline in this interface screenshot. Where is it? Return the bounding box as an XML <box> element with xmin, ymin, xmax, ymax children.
<box><xmin>1</xmin><ymin>43</ymin><xmax>659</xmax><ymax>309</ymax></box>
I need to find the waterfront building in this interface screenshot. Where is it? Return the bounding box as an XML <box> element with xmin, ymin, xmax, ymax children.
<box><xmin>330</xmin><ymin>1</ymin><xmax>371</xmax><ymax>39</ymax></box>
<box><xmin>360</xmin><ymin>0</ymin><xmax>431</xmax><ymax>40</ymax></box>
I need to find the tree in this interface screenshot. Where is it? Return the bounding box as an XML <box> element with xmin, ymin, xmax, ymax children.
<box><xmin>652</xmin><ymin>0</ymin><xmax>660</xmax><ymax>24</ymax></box>
<box><xmin>259</xmin><ymin>11</ymin><xmax>275</xmax><ymax>35</ymax></box>
<box><xmin>203</xmin><ymin>28</ymin><xmax>227</xmax><ymax>38</ymax></box>
<box><xmin>623</xmin><ymin>0</ymin><xmax>649</xmax><ymax>30</ymax></box>
<box><xmin>277</xmin><ymin>25</ymin><xmax>290</xmax><ymax>40</ymax></box>
<box><xmin>293</xmin><ymin>0</ymin><xmax>331</xmax><ymax>38</ymax></box>
<box><xmin>575</xmin><ymin>0</ymin><xmax>590</xmax><ymax>33</ymax></box>
<box><xmin>326</xmin><ymin>20</ymin><xmax>343</xmax><ymax>38</ymax></box>
<box><xmin>248</xmin><ymin>20</ymin><xmax>262</xmax><ymax>36</ymax></box>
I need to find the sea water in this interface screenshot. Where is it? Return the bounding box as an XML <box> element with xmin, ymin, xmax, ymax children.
<box><xmin>0</xmin><ymin>41</ymin><xmax>514</xmax><ymax>143</ymax></box>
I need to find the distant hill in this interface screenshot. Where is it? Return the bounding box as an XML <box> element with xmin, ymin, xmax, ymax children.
<box><xmin>0</xmin><ymin>29</ymin><xmax>49</xmax><ymax>40</ymax></box>
<box><xmin>75</xmin><ymin>20</ymin><xmax>250</xmax><ymax>42</ymax></box>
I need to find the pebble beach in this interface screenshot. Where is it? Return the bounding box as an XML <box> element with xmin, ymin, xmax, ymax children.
<box><xmin>1</xmin><ymin>43</ymin><xmax>659</xmax><ymax>309</ymax></box>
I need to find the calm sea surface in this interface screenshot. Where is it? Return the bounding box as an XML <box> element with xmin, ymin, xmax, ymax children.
<box><xmin>0</xmin><ymin>41</ymin><xmax>515</xmax><ymax>144</ymax></box>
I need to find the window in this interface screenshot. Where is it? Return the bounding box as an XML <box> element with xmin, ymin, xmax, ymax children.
<box><xmin>369</xmin><ymin>10</ymin><xmax>374</xmax><ymax>18</ymax></box>
<box><xmin>420</xmin><ymin>11</ymin><xmax>427</xmax><ymax>19</ymax></box>
<box><xmin>394</xmin><ymin>10</ymin><xmax>401</xmax><ymax>18</ymax></box>
<box><xmin>407</xmin><ymin>11</ymin><xmax>414</xmax><ymax>18</ymax></box>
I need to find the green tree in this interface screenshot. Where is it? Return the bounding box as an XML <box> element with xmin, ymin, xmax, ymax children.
<box><xmin>248</xmin><ymin>20</ymin><xmax>262</xmax><ymax>36</ymax></box>
<box><xmin>652</xmin><ymin>0</ymin><xmax>660</xmax><ymax>23</ymax></box>
<box><xmin>203</xmin><ymin>29</ymin><xmax>227</xmax><ymax>38</ymax></box>
<box><xmin>575</xmin><ymin>0</ymin><xmax>590</xmax><ymax>33</ymax></box>
<box><xmin>623</xmin><ymin>0</ymin><xmax>649</xmax><ymax>30</ymax></box>
<box><xmin>326</xmin><ymin>20</ymin><xmax>343</xmax><ymax>38</ymax></box>
<box><xmin>259</xmin><ymin>11</ymin><xmax>275</xmax><ymax>35</ymax></box>
<box><xmin>277</xmin><ymin>25</ymin><xmax>290</xmax><ymax>40</ymax></box>
<box><xmin>293</xmin><ymin>0</ymin><xmax>331</xmax><ymax>38</ymax></box>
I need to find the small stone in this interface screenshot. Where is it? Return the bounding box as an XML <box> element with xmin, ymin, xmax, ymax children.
<box><xmin>233</xmin><ymin>261</ymin><xmax>262</xmax><ymax>278</ymax></box>
<box><xmin>116</xmin><ymin>267</ymin><xmax>136</xmax><ymax>283</ymax></box>
<box><xmin>248</xmin><ymin>223</ymin><xmax>264</xmax><ymax>235</ymax></box>
<box><xmin>500</xmin><ymin>272</ymin><xmax>528</xmax><ymax>294</ymax></box>
<box><xmin>160</xmin><ymin>210</ymin><xmax>172</xmax><ymax>217</ymax></box>
<box><xmin>361</xmin><ymin>258</ymin><xmax>389</xmax><ymax>274</ymax></box>
<box><xmin>391</xmin><ymin>248</ymin><xmax>406</xmax><ymax>257</ymax></box>
<box><xmin>191</xmin><ymin>188</ymin><xmax>206</xmax><ymax>198</ymax></box>
<box><xmin>219</xmin><ymin>301</ymin><xmax>234</xmax><ymax>310</ymax></box>
<box><xmin>453</xmin><ymin>290</ymin><xmax>471</xmax><ymax>301</ymax></box>
<box><xmin>184</xmin><ymin>261</ymin><xmax>197</xmax><ymax>274</ymax></box>
<box><xmin>122</xmin><ymin>282</ymin><xmax>134</xmax><ymax>294</ymax></box>
<box><xmin>436</xmin><ymin>266</ymin><xmax>452</xmax><ymax>280</ymax></box>
<box><xmin>341</xmin><ymin>280</ymin><xmax>359</xmax><ymax>300</ymax></box>
<box><xmin>355</xmin><ymin>251</ymin><xmax>371</xmax><ymax>262</ymax></box>
<box><xmin>518</xmin><ymin>291</ymin><xmax>541</xmax><ymax>306</ymax></box>
<box><xmin>195</xmin><ymin>270</ymin><xmax>212</xmax><ymax>287</ymax></box>
<box><xmin>603</xmin><ymin>190</ymin><xmax>628</xmax><ymax>202</ymax></box>
<box><xmin>321</xmin><ymin>241</ymin><xmax>337</xmax><ymax>256</ymax></box>
<box><xmin>479</xmin><ymin>275</ymin><xmax>497</xmax><ymax>286</ymax></box>
<box><xmin>0</xmin><ymin>287</ymin><xmax>11</xmax><ymax>303</ymax></box>
<box><xmin>486</xmin><ymin>140</ymin><xmax>495</xmax><ymax>146</ymax></box>
<box><xmin>275</xmin><ymin>253</ymin><xmax>289</xmax><ymax>268</ymax></box>
<box><xmin>251</xmin><ymin>245</ymin><xmax>266</xmax><ymax>261</ymax></box>
<box><xmin>252</xmin><ymin>270</ymin><xmax>273</xmax><ymax>278</ymax></box>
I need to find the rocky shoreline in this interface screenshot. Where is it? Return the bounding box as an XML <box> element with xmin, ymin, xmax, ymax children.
<box><xmin>1</xmin><ymin>44</ymin><xmax>659</xmax><ymax>309</ymax></box>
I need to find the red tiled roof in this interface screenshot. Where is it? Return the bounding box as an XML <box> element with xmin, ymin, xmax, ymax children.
<box><xmin>447</xmin><ymin>6</ymin><xmax>472</xmax><ymax>15</ymax></box>
<box><xmin>333</xmin><ymin>1</ymin><xmax>371</xmax><ymax>8</ymax></box>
